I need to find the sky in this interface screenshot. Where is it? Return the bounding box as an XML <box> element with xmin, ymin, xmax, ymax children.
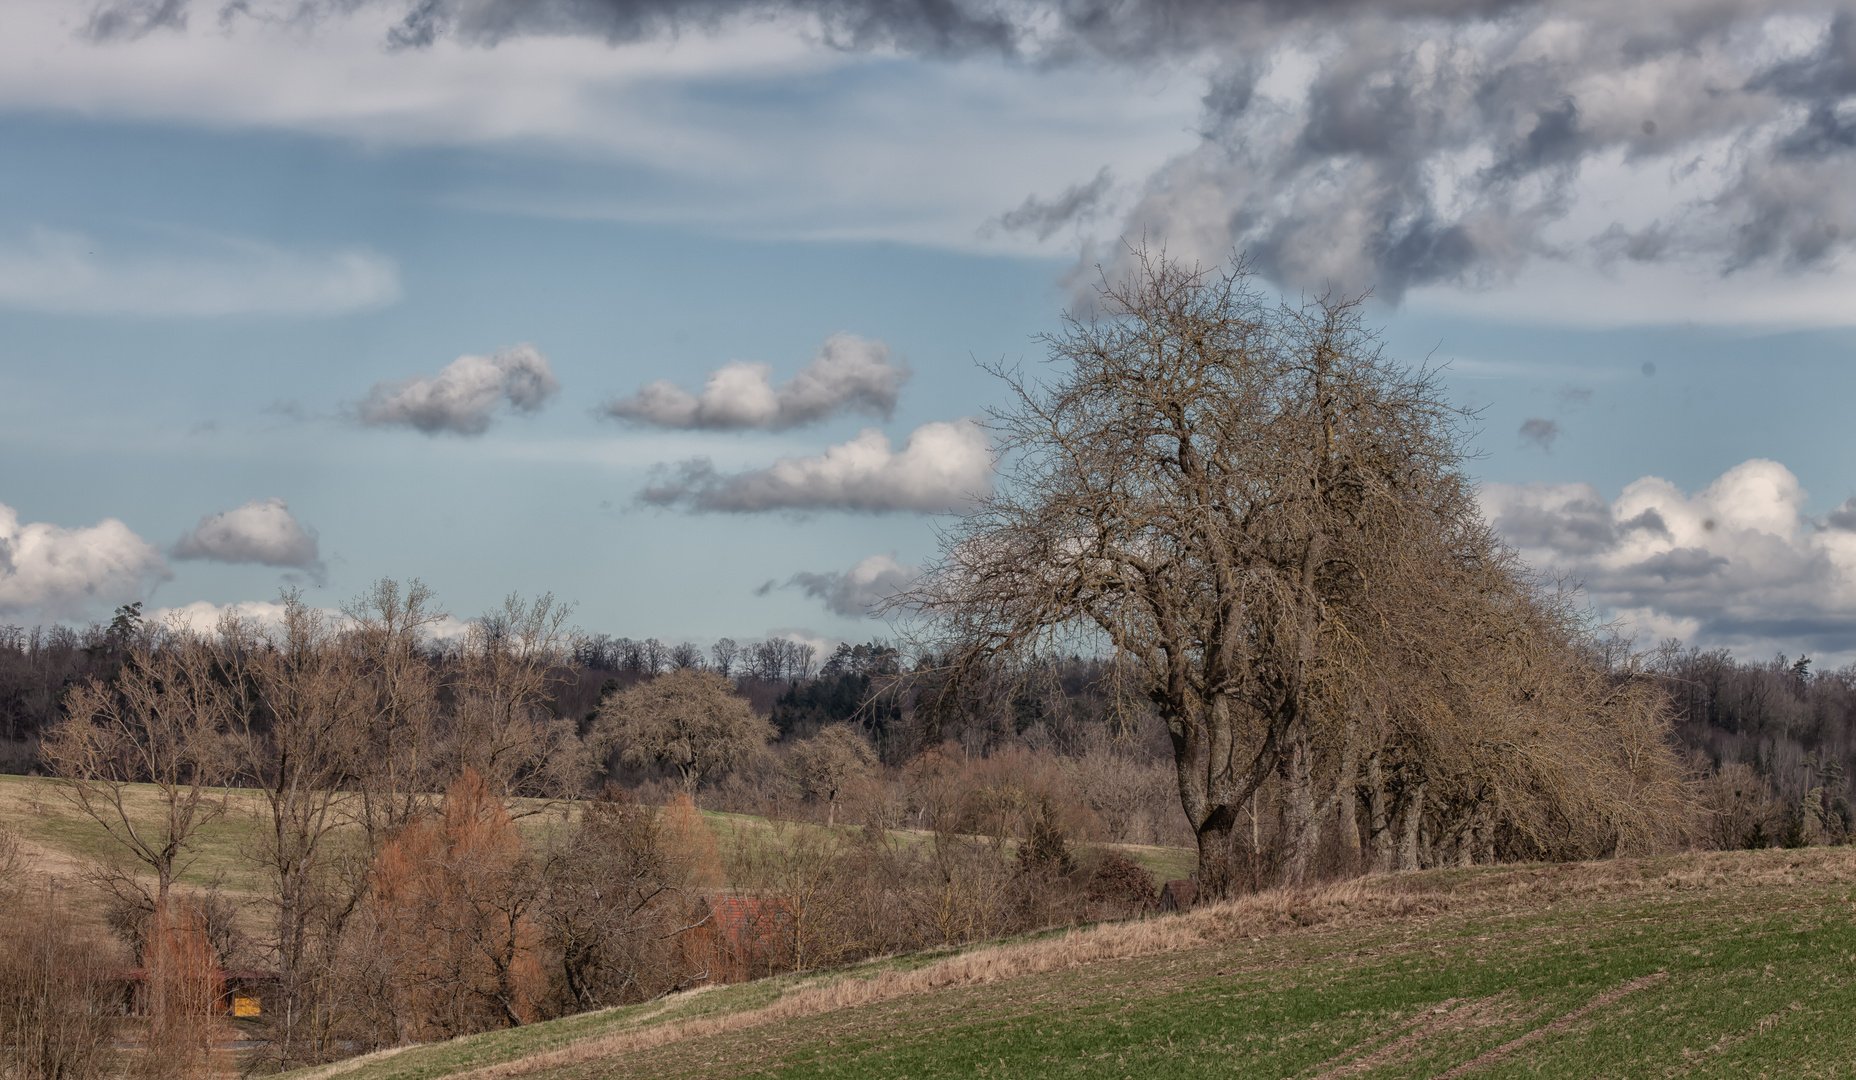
<box><xmin>2</xmin><ymin>0</ymin><xmax>1855</xmax><ymax>666</ymax></box>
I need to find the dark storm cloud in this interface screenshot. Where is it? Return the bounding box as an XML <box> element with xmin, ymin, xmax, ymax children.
<box><xmin>212</xmin><ymin>0</ymin><xmax>1856</xmax><ymax>301</ymax></box>
<box><xmin>382</xmin><ymin>0</ymin><xmax>1027</xmax><ymax>53</ymax></box>
<box><xmin>1519</xmin><ymin>417</ymin><xmax>1559</xmax><ymax>451</ymax></box>
<box><xmin>987</xmin><ymin>167</ymin><xmax>1113</xmax><ymax>241</ymax></box>
<box><xmin>85</xmin><ymin>0</ymin><xmax>190</xmax><ymax>41</ymax></box>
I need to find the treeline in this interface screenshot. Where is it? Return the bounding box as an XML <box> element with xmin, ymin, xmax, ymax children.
<box><xmin>1658</xmin><ymin>647</ymin><xmax>1856</xmax><ymax>848</ymax></box>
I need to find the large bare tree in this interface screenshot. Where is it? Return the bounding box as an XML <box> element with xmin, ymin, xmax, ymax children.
<box><xmin>47</xmin><ymin>626</ymin><xmax>233</xmax><ymax>913</ymax></box>
<box><xmin>444</xmin><ymin>593</ymin><xmax>585</xmax><ymax>800</ymax></box>
<box><xmin>903</xmin><ymin>250</ymin><xmax>1678</xmax><ymax>891</ymax></box>
<box><xmin>595</xmin><ymin>669</ymin><xmax>773</xmax><ymax>793</ymax></box>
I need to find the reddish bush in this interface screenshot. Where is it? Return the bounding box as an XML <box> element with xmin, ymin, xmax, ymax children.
<box><xmin>1086</xmin><ymin>850</ymin><xmax>1157</xmax><ymax>911</ymax></box>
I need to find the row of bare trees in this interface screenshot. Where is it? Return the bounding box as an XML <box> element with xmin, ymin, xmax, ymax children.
<box><xmin>572</xmin><ymin>634</ymin><xmax>817</xmax><ymax>682</ymax></box>
<box><xmin>900</xmin><ymin>251</ymin><xmax>1696</xmax><ymax>895</ymax></box>
<box><xmin>38</xmin><ymin>582</ymin><xmax>585</xmax><ymax>1067</ymax></box>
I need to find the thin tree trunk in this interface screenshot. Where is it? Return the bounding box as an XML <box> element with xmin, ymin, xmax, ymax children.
<box><xmin>1397</xmin><ymin>780</ymin><xmax>1425</xmax><ymax>871</ymax></box>
<box><xmin>1366</xmin><ymin>752</ymin><xmax>1393</xmax><ymax>873</ymax></box>
<box><xmin>1334</xmin><ymin>727</ymin><xmax>1361</xmax><ymax>875</ymax></box>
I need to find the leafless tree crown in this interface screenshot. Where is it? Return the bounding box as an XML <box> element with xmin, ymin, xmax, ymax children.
<box><xmin>904</xmin><ymin>249</ymin><xmax>1688</xmax><ymax>891</ymax></box>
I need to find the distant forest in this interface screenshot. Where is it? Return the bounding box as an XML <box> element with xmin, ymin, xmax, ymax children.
<box><xmin>4</xmin><ymin>607</ymin><xmax>1851</xmax><ymax>847</ymax></box>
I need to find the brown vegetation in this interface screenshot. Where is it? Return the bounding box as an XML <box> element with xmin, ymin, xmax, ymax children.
<box><xmin>904</xmin><ymin>250</ymin><xmax>1692</xmax><ymax>894</ymax></box>
<box><xmin>0</xmin><ymin>896</ymin><xmax>120</xmax><ymax>1080</ymax></box>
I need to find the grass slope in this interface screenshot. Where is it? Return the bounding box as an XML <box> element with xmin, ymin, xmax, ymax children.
<box><xmin>0</xmin><ymin>774</ymin><xmax>1195</xmax><ymax>901</ymax></box>
<box><xmin>282</xmin><ymin>848</ymin><xmax>1856</xmax><ymax>1080</ymax></box>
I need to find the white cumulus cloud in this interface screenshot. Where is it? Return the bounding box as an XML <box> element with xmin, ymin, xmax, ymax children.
<box><xmin>0</xmin><ymin>502</ymin><xmax>170</xmax><ymax>623</ymax></box>
<box><xmin>639</xmin><ymin>419</ymin><xmax>992</xmax><ymax>513</ymax></box>
<box><xmin>356</xmin><ymin>344</ymin><xmax>561</xmax><ymax>435</ymax></box>
<box><xmin>171</xmin><ymin>498</ymin><xmax>324</xmax><ymax>580</ymax></box>
<box><xmin>603</xmin><ymin>333</ymin><xmax>909</xmax><ymax>431</ymax></box>
<box><xmin>0</xmin><ymin>226</ymin><xmax>400</xmax><ymax>317</ymax></box>
<box><xmin>774</xmin><ymin>552</ymin><xmax>918</xmax><ymax>617</ymax></box>
<box><xmin>1482</xmin><ymin>459</ymin><xmax>1856</xmax><ymax>659</ymax></box>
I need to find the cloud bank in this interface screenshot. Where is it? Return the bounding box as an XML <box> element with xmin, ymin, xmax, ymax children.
<box><xmin>368</xmin><ymin>0</ymin><xmax>1856</xmax><ymax>307</ymax></box>
<box><xmin>1482</xmin><ymin>459</ymin><xmax>1856</xmax><ymax>658</ymax></box>
<box><xmin>773</xmin><ymin>552</ymin><xmax>918</xmax><ymax>617</ymax></box>
<box><xmin>357</xmin><ymin>344</ymin><xmax>560</xmax><ymax>435</ymax></box>
<box><xmin>29</xmin><ymin>2</ymin><xmax>1856</xmax><ymax>322</ymax></box>
<box><xmin>603</xmin><ymin>333</ymin><xmax>909</xmax><ymax>431</ymax></box>
<box><xmin>171</xmin><ymin>498</ymin><xmax>324</xmax><ymax>580</ymax></box>
<box><xmin>640</xmin><ymin>419</ymin><xmax>992</xmax><ymax>513</ymax></box>
<box><xmin>0</xmin><ymin>502</ymin><xmax>169</xmax><ymax>623</ymax></box>
<box><xmin>0</xmin><ymin>226</ymin><xmax>400</xmax><ymax>317</ymax></box>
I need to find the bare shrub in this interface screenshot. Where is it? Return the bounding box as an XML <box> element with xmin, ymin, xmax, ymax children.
<box><xmin>0</xmin><ymin>827</ymin><xmax>25</xmax><ymax>908</ymax></box>
<box><xmin>1085</xmin><ymin>849</ymin><xmax>1157</xmax><ymax>914</ymax></box>
<box><xmin>0</xmin><ymin>902</ymin><xmax>120</xmax><ymax>1080</ymax></box>
<box><xmin>1698</xmin><ymin>760</ymin><xmax>1783</xmax><ymax>850</ymax></box>
<box><xmin>141</xmin><ymin>899</ymin><xmax>228</xmax><ymax>1080</ymax></box>
<box><xmin>537</xmin><ymin>788</ymin><xmax>707</xmax><ymax>1011</ymax></box>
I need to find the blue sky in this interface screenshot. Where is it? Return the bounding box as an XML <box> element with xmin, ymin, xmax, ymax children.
<box><xmin>4</xmin><ymin>0</ymin><xmax>1856</xmax><ymax>664</ymax></box>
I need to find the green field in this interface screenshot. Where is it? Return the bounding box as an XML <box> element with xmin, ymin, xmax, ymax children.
<box><xmin>275</xmin><ymin>848</ymin><xmax>1856</xmax><ymax>1080</ymax></box>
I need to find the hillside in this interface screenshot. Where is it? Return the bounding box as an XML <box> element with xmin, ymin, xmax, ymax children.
<box><xmin>0</xmin><ymin>772</ymin><xmax>1194</xmax><ymax>939</ymax></box>
<box><xmin>275</xmin><ymin>848</ymin><xmax>1855</xmax><ymax>1080</ymax></box>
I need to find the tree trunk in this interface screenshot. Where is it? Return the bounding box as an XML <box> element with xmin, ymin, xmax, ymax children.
<box><xmin>1279</xmin><ymin>732</ymin><xmax>1317</xmax><ymax>886</ymax></box>
<box><xmin>1366</xmin><ymin>752</ymin><xmax>1393</xmax><ymax>873</ymax></box>
<box><xmin>1397</xmin><ymin>781</ymin><xmax>1425</xmax><ymax>872</ymax></box>
<box><xmin>1334</xmin><ymin>728</ymin><xmax>1361</xmax><ymax>875</ymax></box>
<box><xmin>1193</xmin><ymin>804</ymin><xmax>1240</xmax><ymax>898</ymax></box>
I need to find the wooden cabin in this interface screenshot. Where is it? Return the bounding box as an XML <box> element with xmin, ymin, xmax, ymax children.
<box><xmin>110</xmin><ymin>968</ymin><xmax>279</xmax><ymax>1017</ymax></box>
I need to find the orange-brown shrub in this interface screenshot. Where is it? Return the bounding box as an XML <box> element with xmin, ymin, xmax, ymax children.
<box><xmin>140</xmin><ymin>900</ymin><xmax>227</xmax><ymax>1079</ymax></box>
<box><xmin>353</xmin><ymin>769</ymin><xmax>545</xmax><ymax>1044</ymax></box>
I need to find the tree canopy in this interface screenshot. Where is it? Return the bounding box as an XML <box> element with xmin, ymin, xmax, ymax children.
<box><xmin>907</xmin><ymin>250</ymin><xmax>1688</xmax><ymax>892</ymax></box>
<box><xmin>596</xmin><ymin>669</ymin><xmax>774</xmax><ymax>793</ymax></box>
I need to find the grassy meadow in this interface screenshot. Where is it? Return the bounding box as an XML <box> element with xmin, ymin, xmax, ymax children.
<box><xmin>0</xmin><ymin>772</ymin><xmax>1194</xmax><ymax>941</ymax></box>
<box><xmin>269</xmin><ymin>848</ymin><xmax>1856</xmax><ymax>1080</ymax></box>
